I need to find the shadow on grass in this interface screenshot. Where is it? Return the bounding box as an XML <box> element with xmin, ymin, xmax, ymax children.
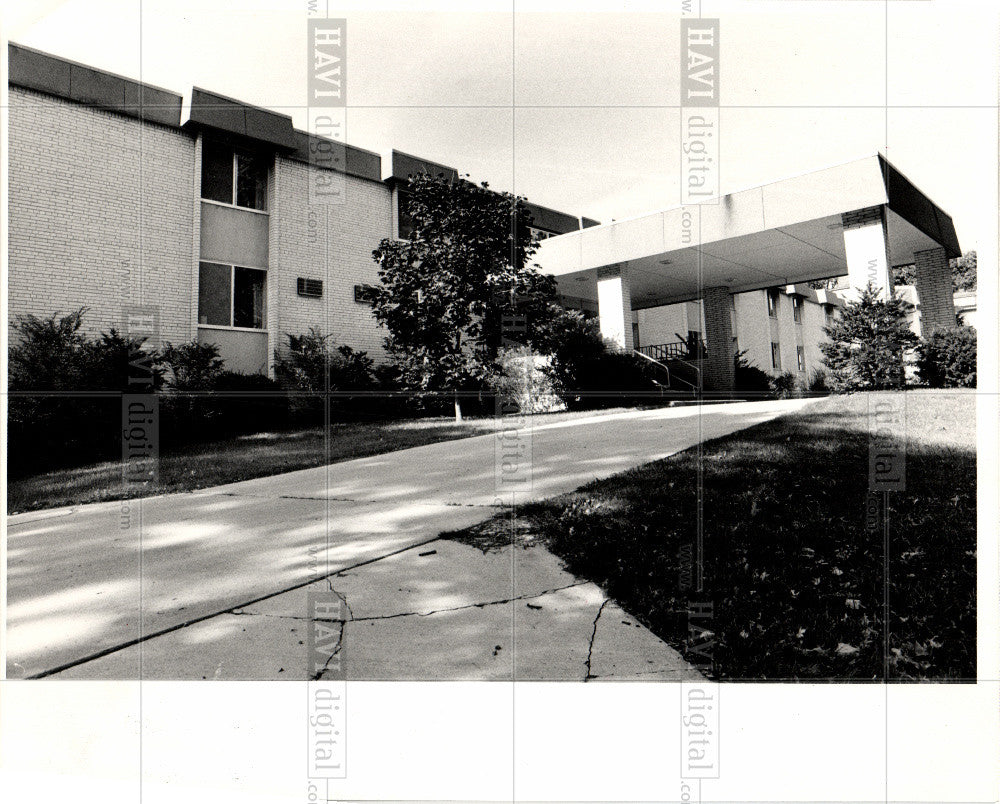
<box><xmin>448</xmin><ymin>396</ymin><xmax>977</xmax><ymax>682</ymax></box>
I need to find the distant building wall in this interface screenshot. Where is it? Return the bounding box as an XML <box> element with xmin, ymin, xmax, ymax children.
<box><xmin>8</xmin><ymin>85</ymin><xmax>196</xmax><ymax>346</ymax></box>
<box><xmin>954</xmin><ymin>290</ymin><xmax>977</xmax><ymax>329</ymax></box>
<box><xmin>637</xmin><ymin>287</ymin><xmax>841</xmax><ymax>381</ymax></box>
<box><xmin>272</xmin><ymin>158</ymin><xmax>392</xmax><ymax>361</ymax></box>
<box><xmin>734</xmin><ymin>292</ymin><xmax>772</xmax><ymax>373</ymax></box>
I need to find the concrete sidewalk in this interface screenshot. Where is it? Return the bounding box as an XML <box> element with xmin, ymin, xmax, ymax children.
<box><xmin>7</xmin><ymin>398</ymin><xmax>814</xmax><ymax>679</ymax></box>
<box><xmin>52</xmin><ymin>538</ymin><xmax>704</xmax><ymax>681</ymax></box>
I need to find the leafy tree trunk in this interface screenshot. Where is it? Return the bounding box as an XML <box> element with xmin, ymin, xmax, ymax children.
<box><xmin>453</xmin><ymin>393</ymin><xmax>463</xmax><ymax>422</ymax></box>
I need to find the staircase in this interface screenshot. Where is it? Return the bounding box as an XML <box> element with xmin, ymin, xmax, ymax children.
<box><xmin>634</xmin><ymin>340</ymin><xmax>702</xmax><ymax>398</ymax></box>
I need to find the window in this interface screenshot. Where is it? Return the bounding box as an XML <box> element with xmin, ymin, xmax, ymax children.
<box><xmin>201</xmin><ymin>142</ymin><xmax>268</xmax><ymax>211</ymax></box>
<box><xmin>198</xmin><ymin>262</ymin><xmax>231</xmax><ymax>326</ymax></box>
<box><xmin>201</xmin><ymin>142</ymin><xmax>234</xmax><ymax>205</ymax></box>
<box><xmin>771</xmin><ymin>342</ymin><xmax>782</xmax><ymax>370</ymax></box>
<box><xmin>236</xmin><ymin>152</ymin><xmax>268</xmax><ymax>210</ymax></box>
<box><xmin>397</xmin><ymin>189</ymin><xmax>416</xmax><ymax>239</ymax></box>
<box><xmin>767</xmin><ymin>288</ymin><xmax>779</xmax><ymax>318</ymax></box>
<box><xmin>824</xmin><ymin>304</ymin><xmax>835</xmax><ymax>325</ymax></box>
<box><xmin>529</xmin><ymin>226</ymin><xmax>556</xmax><ymax>241</ymax></box>
<box><xmin>797</xmin><ymin>346</ymin><xmax>806</xmax><ymax>372</ymax></box>
<box><xmin>233</xmin><ymin>267</ymin><xmax>265</xmax><ymax>328</ymax></box>
<box><xmin>297</xmin><ymin>278</ymin><xmax>324</xmax><ymax>298</ymax></box>
<box><xmin>792</xmin><ymin>295</ymin><xmax>803</xmax><ymax>324</ymax></box>
<box><xmin>198</xmin><ymin>262</ymin><xmax>266</xmax><ymax>329</ymax></box>
<box><xmin>354</xmin><ymin>284</ymin><xmax>378</xmax><ymax>305</ymax></box>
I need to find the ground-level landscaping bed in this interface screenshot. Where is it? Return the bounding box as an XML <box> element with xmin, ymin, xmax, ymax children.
<box><xmin>447</xmin><ymin>390</ymin><xmax>977</xmax><ymax>681</ymax></box>
<box><xmin>7</xmin><ymin>405</ymin><xmax>657</xmax><ymax>514</ymax></box>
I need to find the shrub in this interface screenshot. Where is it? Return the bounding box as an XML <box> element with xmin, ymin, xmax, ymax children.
<box><xmin>329</xmin><ymin>345</ymin><xmax>377</xmax><ymax>391</ymax></box>
<box><xmin>491</xmin><ymin>346</ymin><xmax>566</xmax><ymax>415</ymax></box>
<box><xmin>8</xmin><ymin>310</ymin><xmax>159</xmax><ymax>477</ymax></box>
<box><xmin>274</xmin><ymin>328</ymin><xmax>329</xmax><ymax>392</ymax></box>
<box><xmin>206</xmin><ymin>371</ymin><xmax>289</xmax><ymax>436</ymax></box>
<box><xmin>274</xmin><ymin>328</ymin><xmax>392</xmax><ymax>421</ymax></box>
<box><xmin>807</xmin><ymin>368</ymin><xmax>829</xmax><ymax>394</ymax></box>
<box><xmin>274</xmin><ymin>329</ymin><xmax>376</xmax><ymax>391</ymax></box>
<box><xmin>156</xmin><ymin>340</ymin><xmax>224</xmax><ymax>390</ymax></box>
<box><xmin>547</xmin><ymin>315</ymin><xmax>658</xmax><ymax>409</ymax></box>
<box><xmin>9</xmin><ymin>308</ymin><xmax>89</xmax><ymax>391</ymax></box>
<box><xmin>154</xmin><ymin>340</ymin><xmax>225</xmax><ymax>442</ymax></box>
<box><xmin>734</xmin><ymin>350</ymin><xmax>772</xmax><ymax>396</ymax></box>
<box><xmin>917</xmin><ymin>327</ymin><xmax>977</xmax><ymax>388</ymax></box>
<box><xmin>81</xmin><ymin>329</ymin><xmax>163</xmax><ymax>392</ymax></box>
<box><xmin>769</xmin><ymin>371</ymin><xmax>798</xmax><ymax>399</ymax></box>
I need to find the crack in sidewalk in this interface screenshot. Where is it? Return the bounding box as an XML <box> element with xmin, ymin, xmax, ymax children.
<box><xmin>346</xmin><ymin>579</ymin><xmax>588</xmax><ymax>623</ymax></box>
<box><xmin>311</xmin><ymin>620</ymin><xmax>346</xmax><ymax>681</ymax></box>
<box><xmin>232</xmin><ymin>580</ymin><xmax>588</xmax><ymax>624</ymax></box>
<box><xmin>583</xmin><ymin>598</ymin><xmax>611</xmax><ymax>682</ymax></box>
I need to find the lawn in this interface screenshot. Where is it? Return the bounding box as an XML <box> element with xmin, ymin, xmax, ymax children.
<box><xmin>7</xmin><ymin>405</ymin><xmax>655</xmax><ymax>514</ymax></box>
<box><xmin>447</xmin><ymin>390</ymin><xmax>977</xmax><ymax>681</ymax></box>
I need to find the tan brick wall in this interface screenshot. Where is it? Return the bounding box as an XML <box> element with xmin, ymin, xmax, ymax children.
<box><xmin>8</xmin><ymin>85</ymin><xmax>196</xmax><ymax>347</ymax></box>
<box><xmin>913</xmin><ymin>246</ymin><xmax>956</xmax><ymax>333</ymax></box>
<box><xmin>635</xmin><ymin>304</ymin><xmax>690</xmax><ymax>347</ymax></box>
<box><xmin>702</xmin><ymin>285</ymin><xmax>734</xmax><ymax>390</ymax></box>
<box><xmin>271</xmin><ymin>157</ymin><xmax>392</xmax><ymax>360</ymax></box>
<box><xmin>798</xmin><ymin>295</ymin><xmax>831</xmax><ymax>380</ymax></box>
<box><xmin>734</xmin><ymin>291</ymin><xmax>771</xmax><ymax>372</ymax></box>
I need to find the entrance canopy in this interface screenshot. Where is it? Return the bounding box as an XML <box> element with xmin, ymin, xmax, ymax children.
<box><xmin>536</xmin><ymin>154</ymin><xmax>961</xmax><ymax>310</ymax></box>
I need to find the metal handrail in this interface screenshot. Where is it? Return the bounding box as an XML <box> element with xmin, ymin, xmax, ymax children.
<box><xmin>633</xmin><ymin>348</ymin><xmax>671</xmax><ymax>386</ymax></box>
<box><xmin>668</xmin><ymin>358</ymin><xmax>702</xmax><ymax>393</ymax></box>
<box><xmin>633</xmin><ymin>349</ymin><xmax>700</xmax><ymax>395</ymax></box>
<box><xmin>636</xmin><ymin>341</ymin><xmax>688</xmax><ymax>361</ymax></box>
<box><xmin>636</xmin><ymin>337</ymin><xmax>707</xmax><ymax>363</ymax></box>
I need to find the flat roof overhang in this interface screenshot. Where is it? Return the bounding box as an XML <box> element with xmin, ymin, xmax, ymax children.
<box><xmin>536</xmin><ymin>154</ymin><xmax>961</xmax><ymax>310</ymax></box>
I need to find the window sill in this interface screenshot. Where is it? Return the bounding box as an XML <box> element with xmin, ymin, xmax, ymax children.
<box><xmin>198</xmin><ymin>324</ymin><xmax>268</xmax><ymax>333</ymax></box>
<box><xmin>201</xmin><ymin>198</ymin><xmax>269</xmax><ymax>216</ymax></box>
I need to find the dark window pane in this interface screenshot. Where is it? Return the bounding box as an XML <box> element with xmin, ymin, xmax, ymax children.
<box><xmin>199</xmin><ymin>262</ymin><xmax>232</xmax><ymax>325</ymax></box>
<box><xmin>236</xmin><ymin>152</ymin><xmax>268</xmax><ymax>210</ymax></box>
<box><xmin>397</xmin><ymin>189</ymin><xmax>415</xmax><ymax>239</ymax></box>
<box><xmin>233</xmin><ymin>267</ymin><xmax>265</xmax><ymax>328</ymax></box>
<box><xmin>202</xmin><ymin>142</ymin><xmax>233</xmax><ymax>204</ymax></box>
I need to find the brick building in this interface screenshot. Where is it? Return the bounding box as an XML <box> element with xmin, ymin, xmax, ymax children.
<box><xmin>8</xmin><ymin>44</ymin><xmax>961</xmax><ymax>391</ymax></box>
<box><xmin>7</xmin><ymin>43</ymin><xmax>595</xmax><ymax>375</ymax></box>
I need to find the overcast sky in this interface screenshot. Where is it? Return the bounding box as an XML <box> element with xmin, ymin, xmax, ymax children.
<box><xmin>6</xmin><ymin>0</ymin><xmax>997</xmax><ymax>252</ymax></box>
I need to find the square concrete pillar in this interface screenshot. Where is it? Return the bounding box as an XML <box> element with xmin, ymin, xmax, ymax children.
<box><xmin>913</xmin><ymin>246</ymin><xmax>956</xmax><ymax>333</ymax></box>
<box><xmin>702</xmin><ymin>285</ymin><xmax>734</xmax><ymax>392</ymax></box>
<box><xmin>597</xmin><ymin>265</ymin><xmax>634</xmax><ymax>351</ymax></box>
<box><xmin>841</xmin><ymin>206</ymin><xmax>894</xmax><ymax>301</ymax></box>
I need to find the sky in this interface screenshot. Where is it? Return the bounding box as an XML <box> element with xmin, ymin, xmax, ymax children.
<box><xmin>4</xmin><ymin>0</ymin><xmax>998</xmax><ymax>253</ymax></box>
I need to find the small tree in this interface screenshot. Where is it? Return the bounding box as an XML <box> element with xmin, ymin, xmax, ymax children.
<box><xmin>371</xmin><ymin>173</ymin><xmax>564</xmax><ymax>420</ymax></box>
<box><xmin>916</xmin><ymin>327</ymin><xmax>977</xmax><ymax>388</ymax></box>
<box><xmin>951</xmin><ymin>250</ymin><xmax>977</xmax><ymax>292</ymax></box>
<box><xmin>820</xmin><ymin>284</ymin><xmax>918</xmax><ymax>391</ymax></box>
